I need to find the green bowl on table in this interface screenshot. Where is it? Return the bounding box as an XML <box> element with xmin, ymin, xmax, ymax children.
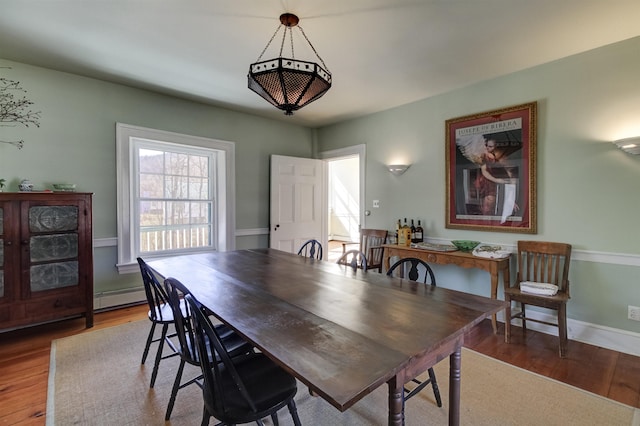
<box><xmin>451</xmin><ymin>240</ymin><xmax>481</xmax><ymax>252</ymax></box>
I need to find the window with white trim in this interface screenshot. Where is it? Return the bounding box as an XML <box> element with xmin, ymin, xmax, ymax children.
<box><xmin>116</xmin><ymin>123</ymin><xmax>235</xmax><ymax>274</ymax></box>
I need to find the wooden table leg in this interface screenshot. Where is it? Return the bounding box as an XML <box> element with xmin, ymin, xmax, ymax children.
<box><xmin>490</xmin><ymin>267</ymin><xmax>499</xmax><ymax>333</ymax></box>
<box><xmin>502</xmin><ymin>263</ymin><xmax>511</xmax><ymax>335</ymax></box>
<box><xmin>491</xmin><ymin>261</ymin><xmax>510</xmax><ymax>334</ymax></box>
<box><xmin>449</xmin><ymin>348</ymin><xmax>462</xmax><ymax>426</ymax></box>
<box><xmin>387</xmin><ymin>375</ymin><xmax>404</xmax><ymax>426</ymax></box>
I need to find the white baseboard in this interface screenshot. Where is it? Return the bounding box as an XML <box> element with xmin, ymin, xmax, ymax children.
<box><xmin>498</xmin><ymin>309</ymin><xmax>640</xmax><ymax>357</ymax></box>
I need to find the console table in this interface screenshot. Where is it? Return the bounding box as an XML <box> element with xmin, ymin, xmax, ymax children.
<box><xmin>383</xmin><ymin>244</ymin><xmax>510</xmax><ymax>333</ymax></box>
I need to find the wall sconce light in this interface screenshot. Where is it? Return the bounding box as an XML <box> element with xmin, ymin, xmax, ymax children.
<box><xmin>387</xmin><ymin>164</ymin><xmax>410</xmax><ymax>176</ymax></box>
<box><xmin>613</xmin><ymin>137</ymin><xmax>640</xmax><ymax>155</ymax></box>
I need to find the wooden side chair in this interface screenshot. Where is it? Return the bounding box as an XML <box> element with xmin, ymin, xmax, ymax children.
<box><xmin>342</xmin><ymin>229</ymin><xmax>388</xmax><ymax>272</ymax></box>
<box><xmin>504</xmin><ymin>240</ymin><xmax>572</xmax><ymax>357</ymax></box>
<box><xmin>297</xmin><ymin>239</ymin><xmax>323</xmax><ymax>260</ymax></box>
<box><xmin>185</xmin><ymin>294</ymin><xmax>302</xmax><ymax>426</ymax></box>
<box><xmin>336</xmin><ymin>249</ymin><xmax>368</xmax><ymax>271</ymax></box>
<box><xmin>386</xmin><ymin>257</ymin><xmax>442</xmax><ymax>406</ymax></box>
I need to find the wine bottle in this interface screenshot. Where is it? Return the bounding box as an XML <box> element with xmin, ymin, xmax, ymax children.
<box><xmin>395</xmin><ymin>219</ymin><xmax>401</xmax><ymax>244</ymax></box>
<box><xmin>415</xmin><ymin>220</ymin><xmax>424</xmax><ymax>243</ymax></box>
<box><xmin>410</xmin><ymin>219</ymin><xmax>416</xmax><ymax>243</ymax></box>
<box><xmin>397</xmin><ymin>219</ymin><xmax>405</xmax><ymax>245</ymax></box>
<box><xmin>401</xmin><ymin>218</ymin><xmax>411</xmax><ymax>247</ymax></box>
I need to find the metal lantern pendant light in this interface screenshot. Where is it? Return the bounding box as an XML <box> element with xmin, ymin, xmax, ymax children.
<box><xmin>248</xmin><ymin>13</ymin><xmax>332</xmax><ymax>115</ymax></box>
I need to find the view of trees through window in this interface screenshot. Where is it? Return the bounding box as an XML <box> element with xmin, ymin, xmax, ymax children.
<box><xmin>138</xmin><ymin>148</ymin><xmax>214</xmax><ymax>253</ymax></box>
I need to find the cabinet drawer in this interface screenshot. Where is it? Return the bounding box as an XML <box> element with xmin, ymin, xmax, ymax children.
<box><xmin>0</xmin><ymin>305</ymin><xmax>10</xmax><ymax>323</ymax></box>
<box><xmin>25</xmin><ymin>294</ymin><xmax>84</xmax><ymax>316</ymax></box>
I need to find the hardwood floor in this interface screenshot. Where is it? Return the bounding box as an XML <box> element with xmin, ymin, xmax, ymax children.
<box><xmin>465</xmin><ymin>320</ymin><xmax>640</xmax><ymax>409</ymax></box>
<box><xmin>0</xmin><ymin>305</ymin><xmax>148</xmax><ymax>425</ymax></box>
<box><xmin>0</xmin><ymin>304</ymin><xmax>638</xmax><ymax>424</ymax></box>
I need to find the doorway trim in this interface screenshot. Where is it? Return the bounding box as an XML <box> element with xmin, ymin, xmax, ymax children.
<box><xmin>319</xmin><ymin>144</ymin><xmax>366</xmax><ymax>234</ymax></box>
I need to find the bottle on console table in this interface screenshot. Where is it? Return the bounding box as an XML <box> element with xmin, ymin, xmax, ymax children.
<box><xmin>399</xmin><ymin>218</ymin><xmax>411</xmax><ymax>247</ymax></box>
<box><xmin>397</xmin><ymin>219</ymin><xmax>406</xmax><ymax>246</ymax></box>
<box><xmin>415</xmin><ymin>220</ymin><xmax>424</xmax><ymax>243</ymax></box>
<box><xmin>410</xmin><ymin>219</ymin><xmax>416</xmax><ymax>243</ymax></box>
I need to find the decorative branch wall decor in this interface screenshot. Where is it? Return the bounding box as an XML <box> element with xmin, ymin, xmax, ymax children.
<box><xmin>1</xmin><ymin>68</ymin><xmax>41</xmax><ymax>149</ymax></box>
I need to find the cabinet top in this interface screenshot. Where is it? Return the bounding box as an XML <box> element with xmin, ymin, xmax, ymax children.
<box><xmin>0</xmin><ymin>192</ymin><xmax>93</xmax><ymax>199</ymax></box>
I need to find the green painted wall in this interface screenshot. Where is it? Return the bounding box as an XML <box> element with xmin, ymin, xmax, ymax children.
<box><xmin>2</xmin><ymin>36</ymin><xmax>639</xmax><ymax>335</ymax></box>
<box><xmin>0</xmin><ymin>59</ymin><xmax>312</xmax><ymax>294</ymax></box>
<box><xmin>316</xmin><ymin>37</ymin><xmax>640</xmax><ymax>333</ymax></box>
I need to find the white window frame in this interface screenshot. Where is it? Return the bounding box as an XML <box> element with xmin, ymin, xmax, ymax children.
<box><xmin>116</xmin><ymin>123</ymin><xmax>235</xmax><ymax>274</ymax></box>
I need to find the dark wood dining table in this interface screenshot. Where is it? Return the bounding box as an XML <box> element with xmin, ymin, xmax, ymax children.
<box><xmin>147</xmin><ymin>248</ymin><xmax>506</xmax><ymax>426</ymax></box>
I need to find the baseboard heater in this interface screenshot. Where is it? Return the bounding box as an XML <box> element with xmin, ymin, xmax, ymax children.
<box><xmin>94</xmin><ymin>288</ymin><xmax>147</xmax><ymax>311</ymax></box>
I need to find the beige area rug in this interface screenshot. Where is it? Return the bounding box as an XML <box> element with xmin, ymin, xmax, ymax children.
<box><xmin>47</xmin><ymin>320</ymin><xmax>639</xmax><ymax>426</ymax></box>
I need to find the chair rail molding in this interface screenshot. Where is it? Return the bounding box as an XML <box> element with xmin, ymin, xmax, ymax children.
<box><xmin>235</xmin><ymin>227</ymin><xmax>269</xmax><ymax>236</ymax></box>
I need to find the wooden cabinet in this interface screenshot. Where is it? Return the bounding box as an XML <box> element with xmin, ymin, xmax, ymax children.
<box><xmin>0</xmin><ymin>192</ymin><xmax>93</xmax><ymax>331</ymax></box>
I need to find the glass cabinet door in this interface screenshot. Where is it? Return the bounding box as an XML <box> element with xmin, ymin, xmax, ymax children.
<box><xmin>28</xmin><ymin>205</ymin><xmax>80</xmax><ymax>292</ymax></box>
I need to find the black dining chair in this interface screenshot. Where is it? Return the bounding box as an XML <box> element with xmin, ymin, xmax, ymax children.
<box><xmin>297</xmin><ymin>239</ymin><xmax>323</xmax><ymax>260</ymax></box>
<box><xmin>137</xmin><ymin>257</ymin><xmax>180</xmax><ymax>388</ymax></box>
<box><xmin>387</xmin><ymin>257</ymin><xmax>437</xmax><ymax>286</ymax></box>
<box><xmin>336</xmin><ymin>249</ymin><xmax>368</xmax><ymax>271</ymax></box>
<box><xmin>164</xmin><ymin>277</ymin><xmax>255</xmax><ymax>421</ymax></box>
<box><xmin>185</xmin><ymin>293</ymin><xmax>302</xmax><ymax>426</ymax></box>
<box><xmin>386</xmin><ymin>257</ymin><xmax>442</xmax><ymax>407</ymax></box>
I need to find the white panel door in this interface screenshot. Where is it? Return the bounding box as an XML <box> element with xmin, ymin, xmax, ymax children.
<box><xmin>270</xmin><ymin>155</ymin><xmax>325</xmax><ymax>254</ymax></box>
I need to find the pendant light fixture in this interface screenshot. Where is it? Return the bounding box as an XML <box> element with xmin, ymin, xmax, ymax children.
<box><xmin>248</xmin><ymin>13</ymin><xmax>332</xmax><ymax>116</ymax></box>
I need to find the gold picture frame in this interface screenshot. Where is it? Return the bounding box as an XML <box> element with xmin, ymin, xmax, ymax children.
<box><xmin>445</xmin><ymin>102</ymin><xmax>537</xmax><ymax>233</ymax></box>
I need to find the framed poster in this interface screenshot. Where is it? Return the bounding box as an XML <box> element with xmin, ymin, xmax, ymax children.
<box><xmin>445</xmin><ymin>102</ymin><xmax>537</xmax><ymax>233</ymax></box>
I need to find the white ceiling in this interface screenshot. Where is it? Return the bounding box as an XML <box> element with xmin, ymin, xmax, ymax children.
<box><xmin>2</xmin><ymin>0</ymin><xmax>640</xmax><ymax>128</ymax></box>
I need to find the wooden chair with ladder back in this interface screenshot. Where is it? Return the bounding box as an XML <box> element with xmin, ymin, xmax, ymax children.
<box><xmin>342</xmin><ymin>229</ymin><xmax>388</xmax><ymax>272</ymax></box>
<box><xmin>504</xmin><ymin>240</ymin><xmax>572</xmax><ymax>357</ymax></box>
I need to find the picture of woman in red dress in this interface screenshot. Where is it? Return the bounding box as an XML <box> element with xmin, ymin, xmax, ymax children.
<box><xmin>456</xmin><ymin>131</ymin><xmax>521</xmax><ymax>217</ymax></box>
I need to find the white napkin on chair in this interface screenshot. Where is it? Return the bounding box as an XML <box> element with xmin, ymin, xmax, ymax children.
<box><xmin>520</xmin><ymin>281</ymin><xmax>559</xmax><ymax>296</ymax></box>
